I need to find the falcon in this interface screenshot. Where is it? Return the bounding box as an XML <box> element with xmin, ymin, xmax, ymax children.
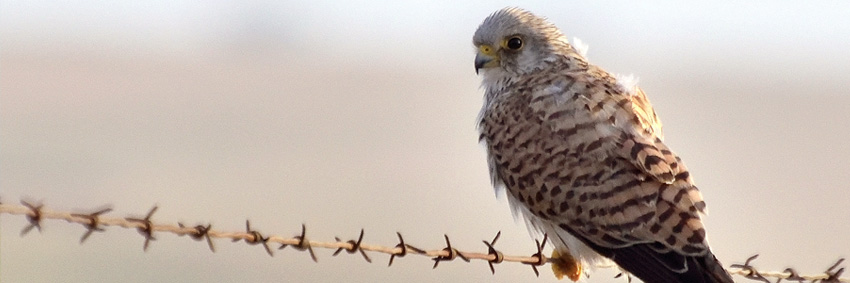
<box><xmin>473</xmin><ymin>7</ymin><xmax>734</xmax><ymax>283</ymax></box>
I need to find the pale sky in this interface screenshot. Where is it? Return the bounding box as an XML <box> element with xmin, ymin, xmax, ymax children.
<box><xmin>2</xmin><ymin>1</ymin><xmax>849</xmax><ymax>282</ymax></box>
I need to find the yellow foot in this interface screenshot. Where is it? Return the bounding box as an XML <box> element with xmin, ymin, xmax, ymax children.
<box><xmin>550</xmin><ymin>250</ymin><xmax>582</xmax><ymax>281</ymax></box>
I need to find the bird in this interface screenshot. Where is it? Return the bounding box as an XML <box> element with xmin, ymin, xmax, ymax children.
<box><xmin>473</xmin><ymin>7</ymin><xmax>734</xmax><ymax>283</ymax></box>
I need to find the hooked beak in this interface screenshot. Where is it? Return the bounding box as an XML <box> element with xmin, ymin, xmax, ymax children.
<box><xmin>474</xmin><ymin>45</ymin><xmax>500</xmax><ymax>74</ymax></box>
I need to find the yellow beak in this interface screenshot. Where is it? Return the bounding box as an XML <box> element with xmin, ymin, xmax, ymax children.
<box><xmin>475</xmin><ymin>45</ymin><xmax>500</xmax><ymax>74</ymax></box>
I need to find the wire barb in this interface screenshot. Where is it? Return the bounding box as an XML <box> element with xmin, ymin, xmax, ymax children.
<box><xmin>20</xmin><ymin>200</ymin><xmax>44</xmax><ymax>236</ymax></box>
<box><xmin>730</xmin><ymin>254</ymin><xmax>771</xmax><ymax>283</ymax></box>
<box><xmin>782</xmin><ymin>267</ymin><xmax>807</xmax><ymax>282</ymax></box>
<box><xmin>387</xmin><ymin>232</ymin><xmax>424</xmax><ymax>267</ymax></box>
<box><xmin>525</xmin><ymin>233</ymin><xmax>549</xmax><ymax>277</ymax></box>
<box><xmin>126</xmin><ymin>206</ymin><xmax>158</xmax><ymax>251</ymax></box>
<box><xmin>279</xmin><ymin>224</ymin><xmax>317</xmax><ymax>262</ymax></box>
<box><xmin>179</xmin><ymin>223</ymin><xmax>215</xmax><ymax>252</ymax></box>
<box><xmin>332</xmin><ymin>228</ymin><xmax>371</xmax><ymax>263</ymax></box>
<box><xmin>482</xmin><ymin>231</ymin><xmax>504</xmax><ymax>274</ymax></box>
<box><xmin>71</xmin><ymin>206</ymin><xmax>113</xmax><ymax>243</ymax></box>
<box><xmin>822</xmin><ymin>258</ymin><xmax>846</xmax><ymax>283</ymax></box>
<box><xmin>432</xmin><ymin>234</ymin><xmax>470</xmax><ymax>269</ymax></box>
<box><xmin>236</xmin><ymin>220</ymin><xmax>273</xmax><ymax>256</ymax></box>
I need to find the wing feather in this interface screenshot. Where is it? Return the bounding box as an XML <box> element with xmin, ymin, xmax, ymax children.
<box><xmin>474</xmin><ymin>9</ymin><xmax>731</xmax><ymax>281</ymax></box>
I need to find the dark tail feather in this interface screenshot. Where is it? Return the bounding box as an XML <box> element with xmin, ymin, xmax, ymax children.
<box><xmin>557</xmin><ymin>223</ymin><xmax>734</xmax><ymax>283</ymax></box>
<box><xmin>583</xmin><ymin>240</ymin><xmax>734</xmax><ymax>283</ymax></box>
<box><xmin>696</xmin><ymin>252</ymin><xmax>735</xmax><ymax>283</ymax></box>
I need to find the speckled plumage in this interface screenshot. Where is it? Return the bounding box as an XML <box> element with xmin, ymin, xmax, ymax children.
<box><xmin>474</xmin><ymin>8</ymin><xmax>733</xmax><ymax>283</ymax></box>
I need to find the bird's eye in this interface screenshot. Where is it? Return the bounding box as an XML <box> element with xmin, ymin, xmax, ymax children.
<box><xmin>506</xmin><ymin>37</ymin><xmax>523</xmax><ymax>50</ymax></box>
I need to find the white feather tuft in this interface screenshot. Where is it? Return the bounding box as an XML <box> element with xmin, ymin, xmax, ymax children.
<box><xmin>572</xmin><ymin>37</ymin><xmax>590</xmax><ymax>58</ymax></box>
<box><xmin>615</xmin><ymin>73</ymin><xmax>640</xmax><ymax>95</ymax></box>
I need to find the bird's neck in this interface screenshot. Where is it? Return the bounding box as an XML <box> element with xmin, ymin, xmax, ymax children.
<box><xmin>481</xmin><ymin>52</ymin><xmax>585</xmax><ymax>106</ymax></box>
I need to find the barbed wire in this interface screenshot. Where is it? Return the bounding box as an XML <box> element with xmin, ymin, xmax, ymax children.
<box><xmin>0</xmin><ymin>200</ymin><xmax>846</xmax><ymax>282</ymax></box>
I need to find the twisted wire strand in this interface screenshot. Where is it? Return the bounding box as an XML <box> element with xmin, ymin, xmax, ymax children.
<box><xmin>1</xmin><ymin>201</ymin><xmax>846</xmax><ymax>282</ymax></box>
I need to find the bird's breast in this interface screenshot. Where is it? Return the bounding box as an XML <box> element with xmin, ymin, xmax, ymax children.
<box><xmin>480</xmin><ymin>87</ymin><xmax>624</xmax><ymax>216</ymax></box>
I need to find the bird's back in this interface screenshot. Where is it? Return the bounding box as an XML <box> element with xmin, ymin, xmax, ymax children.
<box><xmin>479</xmin><ymin>62</ymin><xmax>733</xmax><ymax>283</ymax></box>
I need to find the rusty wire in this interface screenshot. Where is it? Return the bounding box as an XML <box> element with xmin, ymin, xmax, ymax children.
<box><xmin>1</xmin><ymin>200</ymin><xmax>847</xmax><ymax>282</ymax></box>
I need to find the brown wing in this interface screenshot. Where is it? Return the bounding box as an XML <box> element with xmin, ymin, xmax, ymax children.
<box><xmin>480</xmin><ymin>72</ymin><xmax>708</xmax><ymax>248</ymax></box>
<box><xmin>479</xmin><ymin>71</ymin><xmax>730</xmax><ymax>282</ymax></box>
<box><xmin>631</xmin><ymin>86</ymin><xmax>663</xmax><ymax>139</ymax></box>
<box><xmin>614</xmin><ymin>85</ymin><xmax>683</xmax><ymax>185</ymax></box>
<box><xmin>561</xmin><ymin>83</ymin><xmax>731</xmax><ymax>283</ymax></box>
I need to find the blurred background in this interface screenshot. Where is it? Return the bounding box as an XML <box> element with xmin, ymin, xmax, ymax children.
<box><xmin>2</xmin><ymin>1</ymin><xmax>849</xmax><ymax>282</ymax></box>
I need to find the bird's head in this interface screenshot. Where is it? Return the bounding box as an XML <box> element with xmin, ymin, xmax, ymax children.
<box><xmin>473</xmin><ymin>7</ymin><xmax>570</xmax><ymax>79</ymax></box>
